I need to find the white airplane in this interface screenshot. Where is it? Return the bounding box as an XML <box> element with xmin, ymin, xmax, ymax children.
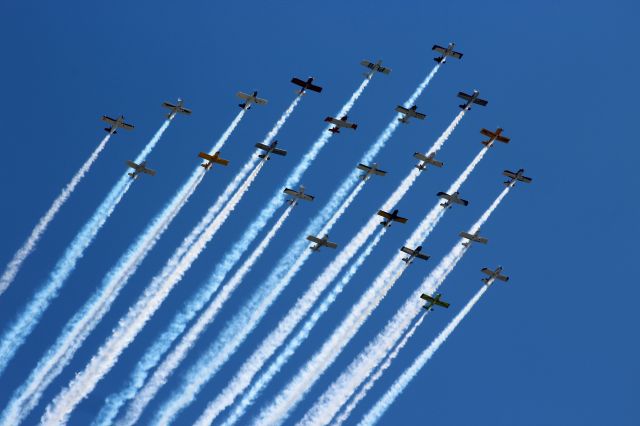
<box><xmin>284</xmin><ymin>185</ymin><xmax>314</xmax><ymax>205</ymax></box>
<box><xmin>357</xmin><ymin>163</ymin><xmax>387</xmax><ymax>181</ymax></box>
<box><xmin>432</xmin><ymin>42</ymin><xmax>463</xmax><ymax>63</ymax></box>
<box><xmin>126</xmin><ymin>160</ymin><xmax>156</xmax><ymax>179</ymax></box>
<box><xmin>395</xmin><ymin>105</ymin><xmax>427</xmax><ymax>124</ymax></box>
<box><xmin>459</xmin><ymin>230</ymin><xmax>488</xmax><ymax>247</ymax></box>
<box><xmin>324</xmin><ymin>115</ymin><xmax>358</xmax><ymax>133</ymax></box>
<box><xmin>458</xmin><ymin>90</ymin><xmax>488</xmax><ymax>110</ymax></box>
<box><xmin>360</xmin><ymin>59</ymin><xmax>392</xmax><ymax>79</ymax></box>
<box><xmin>480</xmin><ymin>127</ymin><xmax>510</xmax><ymax>148</ymax></box>
<box><xmin>503</xmin><ymin>169</ymin><xmax>532</xmax><ymax>187</ymax></box>
<box><xmin>162</xmin><ymin>98</ymin><xmax>192</xmax><ymax>119</ymax></box>
<box><xmin>237</xmin><ymin>91</ymin><xmax>268</xmax><ymax>110</ymax></box>
<box><xmin>481</xmin><ymin>266</ymin><xmax>509</xmax><ymax>284</ymax></box>
<box><xmin>420</xmin><ymin>293</ymin><xmax>450</xmax><ymax>311</ymax></box>
<box><xmin>101</xmin><ymin>115</ymin><xmax>134</xmax><ymax>134</ymax></box>
<box><xmin>198</xmin><ymin>151</ymin><xmax>229</xmax><ymax>170</ymax></box>
<box><xmin>255</xmin><ymin>140</ymin><xmax>287</xmax><ymax>160</ymax></box>
<box><xmin>400</xmin><ymin>245</ymin><xmax>430</xmax><ymax>264</ymax></box>
<box><xmin>413</xmin><ymin>152</ymin><xmax>443</xmax><ymax>171</ymax></box>
<box><xmin>437</xmin><ymin>191</ymin><xmax>469</xmax><ymax>209</ymax></box>
<box><xmin>306</xmin><ymin>234</ymin><xmax>338</xmax><ymax>251</ymax></box>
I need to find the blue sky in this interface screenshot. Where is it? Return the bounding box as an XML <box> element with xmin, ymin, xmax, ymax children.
<box><xmin>0</xmin><ymin>0</ymin><xmax>639</xmax><ymax>425</ymax></box>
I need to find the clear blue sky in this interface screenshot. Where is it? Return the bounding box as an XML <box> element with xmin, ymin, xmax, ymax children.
<box><xmin>1</xmin><ymin>1</ymin><xmax>638</xmax><ymax>425</ymax></box>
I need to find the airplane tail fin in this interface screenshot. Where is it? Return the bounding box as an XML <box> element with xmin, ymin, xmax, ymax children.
<box><xmin>481</xmin><ymin>141</ymin><xmax>491</xmax><ymax>147</ymax></box>
<box><xmin>238</xmin><ymin>103</ymin><xmax>249</xmax><ymax>110</ymax></box>
<box><xmin>434</xmin><ymin>56</ymin><xmax>444</xmax><ymax>63</ymax></box>
<box><xmin>328</xmin><ymin>127</ymin><xmax>339</xmax><ymax>134</ymax></box>
<box><xmin>459</xmin><ymin>104</ymin><xmax>468</xmax><ymax>110</ymax></box>
<box><xmin>258</xmin><ymin>154</ymin><xmax>270</xmax><ymax>160</ymax></box>
<box><xmin>503</xmin><ymin>181</ymin><xmax>512</xmax><ymax>187</ymax></box>
<box><xmin>295</xmin><ymin>89</ymin><xmax>306</xmax><ymax>96</ymax></box>
<box><xmin>127</xmin><ymin>173</ymin><xmax>136</xmax><ymax>179</ymax></box>
<box><xmin>104</xmin><ymin>127</ymin><xmax>116</xmax><ymax>134</ymax></box>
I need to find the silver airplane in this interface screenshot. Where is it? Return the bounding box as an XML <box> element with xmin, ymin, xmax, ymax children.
<box><xmin>480</xmin><ymin>127</ymin><xmax>510</xmax><ymax>148</ymax></box>
<box><xmin>306</xmin><ymin>234</ymin><xmax>338</xmax><ymax>251</ymax></box>
<box><xmin>255</xmin><ymin>140</ymin><xmax>287</xmax><ymax>160</ymax></box>
<box><xmin>400</xmin><ymin>245</ymin><xmax>430</xmax><ymax>264</ymax></box>
<box><xmin>324</xmin><ymin>115</ymin><xmax>358</xmax><ymax>133</ymax></box>
<box><xmin>420</xmin><ymin>293</ymin><xmax>450</xmax><ymax>311</ymax></box>
<box><xmin>457</xmin><ymin>90</ymin><xmax>488</xmax><ymax>110</ymax></box>
<box><xmin>437</xmin><ymin>191</ymin><xmax>469</xmax><ymax>209</ymax></box>
<box><xmin>360</xmin><ymin>59</ymin><xmax>392</xmax><ymax>79</ymax></box>
<box><xmin>126</xmin><ymin>160</ymin><xmax>156</xmax><ymax>179</ymax></box>
<box><xmin>481</xmin><ymin>266</ymin><xmax>509</xmax><ymax>284</ymax></box>
<box><xmin>503</xmin><ymin>169</ymin><xmax>532</xmax><ymax>187</ymax></box>
<box><xmin>101</xmin><ymin>115</ymin><xmax>134</xmax><ymax>134</ymax></box>
<box><xmin>357</xmin><ymin>163</ymin><xmax>387</xmax><ymax>181</ymax></box>
<box><xmin>162</xmin><ymin>98</ymin><xmax>192</xmax><ymax>119</ymax></box>
<box><xmin>432</xmin><ymin>42</ymin><xmax>463</xmax><ymax>63</ymax></box>
<box><xmin>395</xmin><ymin>105</ymin><xmax>427</xmax><ymax>124</ymax></box>
<box><xmin>459</xmin><ymin>230</ymin><xmax>488</xmax><ymax>247</ymax></box>
<box><xmin>237</xmin><ymin>91</ymin><xmax>268</xmax><ymax>110</ymax></box>
<box><xmin>284</xmin><ymin>185</ymin><xmax>315</xmax><ymax>205</ymax></box>
<box><xmin>414</xmin><ymin>152</ymin><xmax>443</xmax><ymax>171</ymax></box>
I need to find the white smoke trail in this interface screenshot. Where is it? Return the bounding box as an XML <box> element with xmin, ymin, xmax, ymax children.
<box><xmin>41</xmin><ymin>160</ymin><xmax>266</xmax><ymax>425</ymax></box>
<box><xmin>332</xmin><ymin>312</ymin><xmax>427</xmax><ymax>426</ymax></box>
<box><xmin>303</xmin><ymin>186</ymin><xmax>512</xmax><ymax>426</ymax></box>
<box><xmin>0</xmin><ymin>111</ymin><xmax>246</xmax><ymax>425</ymax></box>
<box><xmin>0</xmin><ymin>120</ymin><xmax>173</xmax><ymax>376</ymax></box>
<box><xmin>119</xmin><ymin>203</ymin><xmax>295</xmax><ymax>426</ymax></box>
<box><xmin>90</xmin><ymin>95</ymin><xmax>303</xmax><ymax>426</ymax></box>
<box><xmin>0</xmin><ymin>132</ymin><xmax>113</xmax><ymax>296</ymax></box>
<box><xmin>358</xmin><ymin>285</ymin><xmax>490</xmax><ymax>426</ymax></box>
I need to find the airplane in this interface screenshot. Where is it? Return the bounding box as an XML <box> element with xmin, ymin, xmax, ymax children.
<box><xmin>481</xmin><ymin>266</ymin><xmax>509</xmax><ymax>284</ymax></box>
<box><xmin>432</xmin><ymin>42</ymin><xmax>463</xmax><ymax>64</ymax></box>
<box><xmin>291</xmin><ymin>76</ymin><xmax>323</xmax><ymax>95</ymax></box>
<box><xmin>503</xmin><ymin>169</ymin><xmax>532</xmax><ymax>187</ymax></box>
<box><xmin>400</xmin><ymin>245</ymin><xmax>430</xmax><ymax>264</ymax></box>
<box><xmin>437</xmin><ymin>191</ymin><xmax>469</xmax><ymax>209</ymax></box>
<box><xmin>162</xmin><ymin>98</ymin><xmax>192</xmax><ymax>119</ymax></box>
<box><xmin>395</xmin><ymin>105</ymin><xmax>427</xmax><ymax>124</ymax></box>
<box><xmin>255</xmin><ymin>140</ymin><xmax>287</xmax><ymax>160</ymax></box>
<box><xmin>360</xmin><ymin>59</ymin><xmax>392</xmax><ymax>79</ymax></box>
<box><xmin>306</xmin><ymin>234</ymin><xmax>338</xmax><ymax>251</ymax></box>
<box><xmin>125</xmin><ymin>160</ymin><xmax>156</xmax><ymax>179</ymax></box>
<box><xmin>324</xmin><ymin>115</ymin><xmax>358</xmax><ymax>133</ymax></box>
<box><xmin>284</xmin><ymin>185</ymin><xmax>315</xmax><ymax>205</ymax></box>
<box><xmin>457</xmin><ymin>90</ymin><xmax>488</xmax><ymax>110</ymax></box>
<box><xmin>377</xmin><ymin>209</ymin><xmax>408</xmax><ymax>228</ymax></box>
<box><xmin>101</xmin><ymin>115</ymin><xmax>134</xmax><ymax>134</ymax></box>
<box><xmin>420</xmin><ymin>293</ymin><xmax>450</xmax><ymax>311</ymax></box>
<box><xmin>480</xmin><ymin>127</ymin><xmax>510</xmax><ymax>148</ymax></box>
<box><xmin>413</xmin><ymin>152</ymin><xmax>444</xmax><ymax>171</ymax></box>
<box><xmin>198</xmin><ymin>151</ymin><xmax>229</xmax><ymax>170</ymax></box>
<box><xmin>357</xmin><ymin>163</ymin><xmax>387</xmax><ymax>181</ymax></box>
<box><xmin>237</xmin><ymin>91</ymin><xmax>268</xmax><ymax>110</ymax></box>
<box><xmin>459</xmin><ymin>230</ymin><xmax>488</xmax><ymax>247</ymax></box>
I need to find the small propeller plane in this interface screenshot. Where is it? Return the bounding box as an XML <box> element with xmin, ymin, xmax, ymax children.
<box><xmin>395</xmin><ymin>105</ymin><xmax>427</xmax><ymax>124</ymax></box>
<box><xmin>255</xmin><ymin>140</ymin><xmax>287</xmax><ymax>160</ymax></box>
<box><xmin>357</xmin><ymin>163</ymin><xmax>387</xmax><ymax>181</ymax></box>
<box><xmin>237</xmin><ymin>91</ymin><xmax>268</xmax><ymax>110</ymax></box>
<box><xmin>400</xmin><ymin>245</ymin><xmax>430</xmax><ymax>264</ymax></box>
<box><xmin>437</xmin><ymin>191</ymin><xmax>469</xmax><ymax>209</ymax></box>
<box><xmin>432</xmin><ymin>42</ymin><xmax>463</xmax><ymax>63</ymax></box>
<box><xmin>306</xmin><ymin>234</ymin><xmax>338</xmax><ymax>251</ymax></box>
<box><xmin>420</xmin><ymin>293</ymin><xmax>450</xmax><ymax>311</ymax></box>
<box><xmin>324</xmin><ymin>115</ymin><xmax>358</xmax><ymax>133</ymax></box>
<box><xmin>377</xmin><ymin>209</ymin><xmax>408</xmax><ymax>228</ymax></box>
<box><xmin>503</xmin><ymin>169</ymin><xmax>532</xmax><ymax>187</ymax></box>
<box><xmin>284</xmin><ymin>185</ymin><xmax>315</xmax><ymax>205</ymax></box>
<box><xmin>126</xmin><ymin>160</ymin><xmax>156</xmax><ymax>179</ymax></box>
<box><xmin>198</xmin><ymin>151</ymin><xmax>229</xmax><ymax>170</ymax></box>
<box><xmin>458</xmin><ymin>90</ymin><xmax>488</xmax><ymax>110</ymax></box>
<box><xmin>291</xmin><ymin>76</ymin><xmax>323</xmax><ymax>95</ymax></box>
<box><xmin>101</xmin><ymin>115</ymin><xmax>134</xmax><ymax>134</ymax></box>
<box><xmin>459</xmin><ymin>230</ymin><xmax>488</xmax><ymax>247</ymax></box>
<box><xmin>360</xmin><ymin>59</ymin><xmax>392</xmax><ymax>79</ymax></box>
<box><xmin>480</xmin><ymin>127</ymin><xmax>510</xmax><ymax>147</ymax></box>
<box><xmin>162</xmin><ymin>98</ymin><xmax>192</xmax><ymax>119</ymax></box>
<box><xmin>481</xmin><ymin>266</ymin><xmax>509</xmax><ymax>284</ymax></box>
<box><xmin>414</xmin><ymin>152</ymin><xmax>443</xmax><ymax>171</ymax></box>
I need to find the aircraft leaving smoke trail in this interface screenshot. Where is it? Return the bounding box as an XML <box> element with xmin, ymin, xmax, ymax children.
<box><xmin>118</xmin><ymin>203</ymin><xmax>295</xmax><ymax>426</ymax></box>
<box><xmin>0</xmin><ymin>119</ymin><xmax>173</xmax><ymax>376</ymax></box>
<box><xmin>41</xmin><ymin>159</ymin><xmax>266</xmax><ymax>425</ymax></box>
<box><xmin>1</xmin><ymin>111</ymin><xmax>246</xmax><ymax>425</ymax></box>
<box><xmin>358</xmin><ymin>285</ymin><xmax>490</xmax><ymax>426</ymax></box>
<box><xmin>0</xmin><ymin>132</ymin><xmax>114</xmax><ymax>296</ymax></box>
<box><xmin>155</xmin><ymin>65</ymin><xmax>441</xmax><ymax>423</ymax></box>
<box><xmin>332</xmin><ymin>312</ymin><xmax>427</xmax><ymax>426</ymax></box>
<box><xmin>302</xmin><ymin>186</ymin><xmax>512</xmax><ymax>426</ymax></box>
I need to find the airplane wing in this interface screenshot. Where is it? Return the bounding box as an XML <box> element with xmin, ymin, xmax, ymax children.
<box><xmin>400</xmin><ymin>246</ymin><xmax>414</xmax><ymax>255</ymax></box>
<box><xmin>459</xmin><ymin>232</ymin><xmax>488</xmax><ymax>244</ymax></box>
<box><xmin>518</xmin><ymin>175</ymin><xmax>533</xmax><ymax>183</ymax></box>
<box><xmin>395</xmin><ymin>105</ymin><xmax>410</xmax><ymax>114</ymax></box>
<box><xmin>377</xmin><ymin>210</ymin><xmax>392</xmax><ymax>220</ymax></box>
<box><xmin>357</xmin><ymin>164</ymin><xmax>372</xmax><ymax>172</ymax></box>
<box><xmin>496</xmin><ymin>273</ymin><xmax>510</xmax><ymax>282</ymax></box>
<box><xmin>291</xmin><ymin>78</ymin><xmax>306</xmax><ymax>87</ymax></box>
<box><xmin>178</xmin><ymin>106</ymin><xmax>192</xmax><ymax>115</ymax></box>
<box><xmin>324</xmin><ymin>117</ymin><xmax>340</xmax><ymax>126</ymax></box>
<box><xmin>271</xmin><ymin>147</ymin><xmax>287</xmax><ymax>156</ymax></box>
<box><xmin>456</xmin><ymin>197</ymin><xmax>470</xmax><ymax>206</ymax></box>
<box><xmin>496</xmin><ymin>135</ymin><xmax>510</xmax><ymax>143</ymax></box>
<box><xmin>236</xmin><ymin>92</ymin><xmax>251</xmax><ymax>100</ymax></box>
<box><xmin>378</xmin><ymin>65</ymin><xmax>391</xmax><ymax>75</ymax></box>
<box><xmin>437</xmin><ymin>192</ymin><xmax>452</xmax><ymax>201</ymax></box>
<box><xmin>283</xmin><ymin>188</ymin><xmax>299</xmax><ymax>197</ymax></box>
<box><xmin>101</xmin><ymin>116</ymin><xmax>117</xmax><ymax>125</ymax></box>
<box><xmin>457</xmin><ymin>92</ymin><xmax>472</xmax><ymax>101</ymax></box>
<box><xmin>360</xmin><ymin>60</ymin><xmax>375</xmax><ymax>69</ymax></box>
<box><xmin>199</xmin><ymin>152</ymin><xmax>215</xmax><ymax>161</ymax></box>
<box><xmin>480</xmin><ymin>128</ymin><xmax>496</xmax><ymax>138</ymax></box>
<box><xmin>324</xmin><ymin>241</ymin><xmax>338</xmax><ymax>249</ymax></box>
<box><xmin>120</xmin><ymin>122</ymin><xmax>134</xmax><ymax>130</ymax></box>
<box><xmin>449</xmin><ymin>50</ymin><xmax>463</xmax><ymax>59</ymax></box>
<box><xmin>254</xmin><ymin>97</ymin><xmax>268</xmax><ymax>105</ymax></box>
<box><xmin>300</xmin><ymin>194</ymin><xmax>315</xmax><ymax>202</ymax></box>
<box><xmin>481</xmin><ymin>268</ymin><xmax>494</xmax><ymax>276</ymax></box>
<box><xmin>415</xmin><ymin>253</ymin><xmax>430</xmax><ymax>261</ymax></box>
<box><xmin>142</xmin><ymin>167</ymin><xmax>157</xmax><ymax>176</ymax></box>
<box><xmin>306</xmin><ymin>235</ymin><xmax>322</xmax><ymax>244</ymax></box>
<box><xmin>212</xmin><ymin>156</ymin><xmax>229</xmax><ymax>166</ymax></box>
<box><xmin>394</xmin><ymin>215</ymin><xmax>408</xmax><ymax>224</ymax></box>
<box><xmin>432</xmin><ymin>45</ymin><xmax>447</xmax><ymax>54</ymax></box>
<box><xmin>473</xmin><ymin>98</ymin><xmax>488</xmax><ymax>106</ymax></box>
<box><xmin>413</xmin><ymin>111</ymin><xmax>427</xmax><ymax>120</ymax></box>
<box><xmin>307</xmin><ymin>83</ymin><xmax>322</xmax><ymax>93</ymax></box>
<box><xmin>162</xmin><ymin>102</ymin><xmax>177</xmax><ymax>109</ymax></box>
<box><xmin>503</xmin><ymin>170</ymin><xmax>517</xmax><ymax>179</ymax></box>
<box><xmin>126</xmin><ymin>160</ymin><xmax>139</xmax><ymax>169</ymax></box>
